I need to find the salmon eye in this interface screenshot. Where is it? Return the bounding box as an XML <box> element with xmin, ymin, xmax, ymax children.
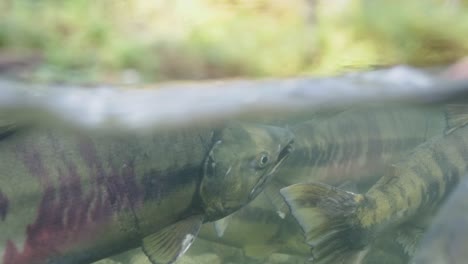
<box><xmin>257</xmin><ymin>152</ymin><xmax>270</xmax><ymax>168</ymax></box>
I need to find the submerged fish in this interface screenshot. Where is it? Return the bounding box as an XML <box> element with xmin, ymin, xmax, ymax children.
<box><xmin>280</xmin><ymin>105</ymin><xmax>468</xmax><ymax>264</ymax></box>
<box><xmin>411</xmin><ymin>175</ymin><xmax>468</xmax><ymax>264</ymax></box>
<box><xmin>0</xmin><ymin>121</ymin><xmax>294</xmax><ymax>264</ymax></box>
<box><xmin>279</xmin><ymin>105</ymin><xmax>446</xmax><ymax>187</ymax></box>
<box><xmin>183</xmin><ymin>106</ymin><xmax>444</xmax><ymax>263</ymax></box>
<box><xmin>198</xmin><ymin>192</ymin><xmax>309</xmax><ymax>260</ymax></box>
<box><xmin>264</xmin><ymin>106</ymin><xmax>446</xmax><ymax>217</ymax></box>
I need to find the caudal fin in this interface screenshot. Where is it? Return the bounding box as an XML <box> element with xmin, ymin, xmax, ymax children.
<box><xmin>280</xmin><ymin>182</ymin><xmax>368</xmax><ymax>264</ymax></box>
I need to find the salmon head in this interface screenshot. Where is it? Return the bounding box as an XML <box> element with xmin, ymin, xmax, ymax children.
<box><xmin>199</xmin><ymin>122</ymin><xmax>294</xmax><ymax>221</ymax></box>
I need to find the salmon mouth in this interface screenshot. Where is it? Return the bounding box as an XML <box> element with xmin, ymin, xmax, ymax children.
<box><xmin>277</xmin><ymin>139</ymin><xmax>295</xmax><ymax>163</ymax></box>
<box><xmin>249</xmin><ymin>139</ymin><xmax>294</xmax><ymax>200</ymax></box>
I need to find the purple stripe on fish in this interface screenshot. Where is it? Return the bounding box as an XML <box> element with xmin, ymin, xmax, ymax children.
<box><xmin>3</xmin><ymin>135</ymin><xmax>143</xmax><ymax>264</ymax></box>
<box><xmin>3</xmin><ymin>148</ymin><xmax>99</xmax><ymax>264</ymax></box>
<box><xmin>15</xmin><ymin>142</ymin><xmax>51</xmax><ymax>189</ymax></box>
<box><xmin>78</xmin><ymin>136</ymin><xmax>142</xmax><ymax>214</ymax></box>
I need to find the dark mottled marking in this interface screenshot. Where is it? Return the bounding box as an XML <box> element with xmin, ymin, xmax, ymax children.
<box><xmin>307</xmin><ymin>146</ymin><xmax>322</xmax><ymax>167</ymax></box>
<box><xmin>419</xmin><ymin>184</ymin><xmax>428</xmax><ymax>208</ymax></box>
<box><xmin>337</xmin><ymin>136</ymin><xmax>355</xmax><ymax>166</ymax></box>
<box><xmin>443</xmin><ymin>171</ymin><xmax>460</xmax><ymax>199</ymax></box>
<box><xmin>309</xmin><ymin>142</ymin><xmax>334</xmax><ymax>167</ymax></box>
<box><xmin>363</xmin><ymin>196</ymin><xmax>378</xmax><ymax>211</ymax></box>
<box><xmin>295</xmin><ymin>136</ymin><xmax>324</xmax><ymax>168</ymax></box>
<box><xmin>428</xmin><ymin>143</ymin><xmax>461</xmax><ymax>207</ymax></box>
<box><xmin>436</xmin><ymin>160</ymin><xmax>461</xmax><ymax>209</ymax></box>
<box><xmin>290</xmin><ymin>136</ymin><xmax>427</xmax><ymax>170</ymax></box>
<box><xmin>425</xmin><ymin>182</ymin><xmax>441</xmax><ymax>206</ymax></box>
<box><xmin>0</xmin><ymin>190</ymin><xmax>9</xmax><ymax>221</ymax></box>
<box><xmin>410</xmin><ymin>155</ymin><xmax>436</xmax><ymax>207</ymax></box>
<box><xmin>323</xmin><ymin>141</ymin><xmax>338</xmax><ymax>165</ymax></box>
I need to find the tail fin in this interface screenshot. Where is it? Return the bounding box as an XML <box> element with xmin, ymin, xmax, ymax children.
<box><xmin>280</xmin><ymin>182</ymin><xmax>368</xmax><ymax>264</ymax></box>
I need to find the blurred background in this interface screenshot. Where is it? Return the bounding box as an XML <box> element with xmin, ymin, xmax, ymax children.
<box><xmin>0</xmin><ymin>0</ymin><xmax>467</xmax><ymax>84</ymax></box>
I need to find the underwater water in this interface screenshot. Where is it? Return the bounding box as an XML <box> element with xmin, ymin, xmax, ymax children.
<box><xmin>93</xmin><ymin>103</ymin><xmax>454</xmax><ymax>264</ymax></box>
<box><xmin>1</xmin><ymin>67</ymin><xmax>468</xmax><ymax>264</ymax></box>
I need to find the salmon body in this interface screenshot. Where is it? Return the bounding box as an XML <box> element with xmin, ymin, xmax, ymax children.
<box><xmin>281</xmin><ymin>106</ymin><xmax>468</xmax><ymax>264</ymax></box>
<box><xmin>0</xmin><ymin>126</ymin><xmax>212</xmax><ymax>264</ymax></box>
<box><xmin>0</xmin><ymin>122</ymin><xmax>294</xmax><ymax>264</ymax></box>
<box><xmin>198</xmin><ymin>193</ymin><xmax>309</xmax><ymax>258</ymax></box>
<box><xmin>196</xmin><ymin>106</ymin><xmax>447</xmax><ymax>262</ymax></box>
<box><xmin>279</xmin><ymin>106</ymin><xmax>446</xmax><ymax>187</ymax></box>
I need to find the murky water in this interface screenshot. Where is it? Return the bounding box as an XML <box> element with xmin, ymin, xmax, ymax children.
<box><xmin>1</xmin><ymin>67</ymin><xmax>468</xmax><ymax>264</ymax></box>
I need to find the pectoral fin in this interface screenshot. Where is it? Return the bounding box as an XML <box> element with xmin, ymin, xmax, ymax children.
<box><xmin>214</xmin><ymin>214</ymin><xmax>232</xmax><ymax>237</ymax></box>
<box><xmin>142</xmin><ymin>215</ymin><xmax>204</xmax><ymax>264</ymax></box>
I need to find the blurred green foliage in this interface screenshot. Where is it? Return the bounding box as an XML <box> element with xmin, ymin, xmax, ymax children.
<box><xmin>0</xmin><ymin>0</ymin><xmax>467</xmax><ymax>83</ymax></box>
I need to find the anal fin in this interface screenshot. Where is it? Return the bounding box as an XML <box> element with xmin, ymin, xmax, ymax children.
<box><xmin>142</xmin><ymin>215</ymin><xmax>204</xmax><ymax>264</ymax></box>
<box><xmin>280</xmin><ymin>182</ymin><xmax>367</xmax><ymax>264</ymax></box>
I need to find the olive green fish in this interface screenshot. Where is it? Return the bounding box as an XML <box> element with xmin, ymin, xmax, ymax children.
<box><xmin>198</xmin><ymin>192</ymin><xmax>309</xmax><ymax>260</ymax></box>
<box><xmin>411</xmin><ymin>175</ymin><xmax>468</xmax><ymax>264</ymax></box>
<box><xmin>278</xmin><ymin>105</ymin><xmax>446</xmax><ymax>187</ymax></box>
<box><xmin>280</xmin><ymin>105</ymin><xmax>468</xmax><ymax>264</ymax></box>
<box><xmin>264</xmin><ymin>105</ymin><xmax>446</xmax><ymax>217</ymax></box>
<box><xmin>0</xmin><ymin>121</ymin><xmax>294</xmax><ymax>264</ymax></box>
<box><xmin>193</xmin><ymin>105</ymin><xmax>446</xmax><ymax>263</ymax></box>
<box><xmin>96</xmin><ymin>105</ymin><xmax>438</xmax><ymax>264</ymax></box>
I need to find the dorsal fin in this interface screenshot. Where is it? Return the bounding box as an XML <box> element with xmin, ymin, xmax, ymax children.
<box><xmin>444</xmin><ymin>104</ymin><xmax>468</xmax><ymax>135</ymax></box>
